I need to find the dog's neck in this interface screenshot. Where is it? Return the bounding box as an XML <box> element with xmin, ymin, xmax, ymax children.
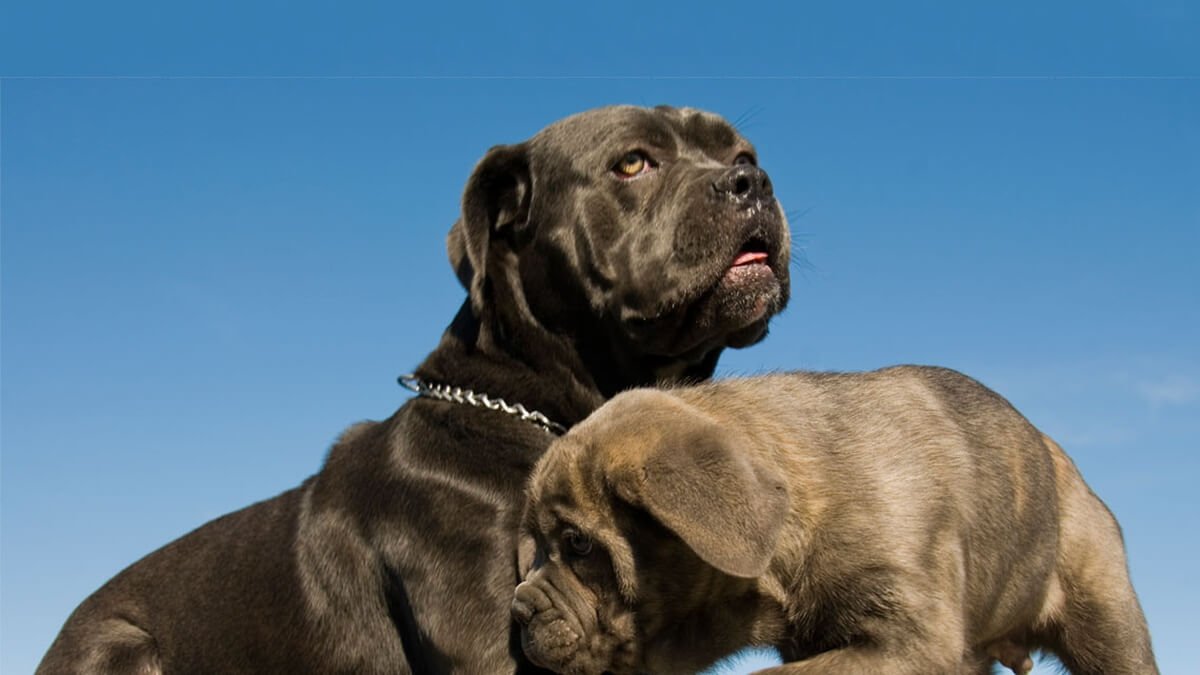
<box><xmin>412</xmin><ymin>295</ymin><xmax>724</xmax><ymax>429</ymax></box>
<box><xmin>414</xmin><ymin>300</ymin><xmax>724</xmax><ymax>431</ymax></box>
<box><xmin>574</xmin><ymin>317</ymin><xmax>725</xmax><ymax>396</ymax></box>
<box><xmin>413</xmin><ymin>301</ymin><xmax>605</xmax><ymax>431</ymax></box>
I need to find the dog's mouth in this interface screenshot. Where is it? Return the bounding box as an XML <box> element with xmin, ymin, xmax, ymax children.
<box><xmin>615</xmin><ymin>208</ymin><xmax>789</xmax><ymax>364</ymax></box>
<box><xmin>723</xmin><ymin>237</ymin><xmax>773</xmax><ymax>284</ymax></box>
<box><xmin>708</xmin><ymin>234</ymin><xmax>783</xmax><ymax>320</ymax></box>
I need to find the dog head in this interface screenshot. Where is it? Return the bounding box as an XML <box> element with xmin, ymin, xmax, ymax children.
<box><xmin>512</xmin><ymin>389</ymin><xmax>790</xmax><ymax>674</ymax></box>
<box><xmin>447</xmin><ymin>105</ymin><xmax>791</xmax><ymax>391</ymax></box>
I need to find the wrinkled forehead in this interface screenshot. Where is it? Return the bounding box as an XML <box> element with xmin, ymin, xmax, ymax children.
<box><xmin>529</xmin><ymin>105</ymin><xmax>748</xmax><ymax>166</ymax></box>
<box><xmin>527</xmin><ymin>439</ymin><xmax>588</xmax><ymax>527</ymax></box>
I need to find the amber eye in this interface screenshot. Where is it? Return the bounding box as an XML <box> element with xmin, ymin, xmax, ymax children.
<box><xmin>734</xmin><ymin>153</ymin><xmax>756</xmax><ymax>166</ymax></box>
<box><xmin>563</xmin><ymin>528</ymin><xmax>593</xmax><ymax>557</ymax></box>
<box><xmin>613</xmin><ymin>151</ymin><xmax>649</xmax><ymax>177</ymax></box>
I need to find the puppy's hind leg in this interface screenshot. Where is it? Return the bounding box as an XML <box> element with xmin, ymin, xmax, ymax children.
<box><xmin>1037</xmin><ymin>436</ymin><xmax>1158</xmax><ymax>675</ymax></box>
<box><xmin>1038</xmin><ymin>541</ymin><xmax>1157</xmax><ymax>675</ymax></box>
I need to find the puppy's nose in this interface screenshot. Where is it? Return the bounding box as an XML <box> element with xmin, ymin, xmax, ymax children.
<box><xmin>513</xmin><ymin>580</ymin><xmax>549</xmax><ymax>625</ymax></box>
<box><xmin>712</xmin><ymin>165</ymin><xmax>773</xmax><ymax>202</ymax></box>
<box><xmin>511</xmin><ymin>596</ymin><xmax>534</xmax><ymax>625</ymax></box>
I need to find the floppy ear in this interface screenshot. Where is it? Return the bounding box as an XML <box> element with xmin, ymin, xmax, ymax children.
<box><xmin>447</xmin><ymin>143</ymin><xmax>532</xmax><ymax>313</ymax></box>
<box><xmin>614</xmin><ymin>427</ymin><xmax>790</xmax><ymax>578</ymax></box>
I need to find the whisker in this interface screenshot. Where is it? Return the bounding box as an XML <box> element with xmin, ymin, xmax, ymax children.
<box><xmin>732</xmin><ymin>105</ymin><xmax>766</xmax><ymax>132</ymax></box>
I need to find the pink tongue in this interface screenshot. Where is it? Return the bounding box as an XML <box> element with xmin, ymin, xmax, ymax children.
<box><xmin>732</xmin><ymin>251</ymin><xmax>768</xmax><ymax>266</ymax></box>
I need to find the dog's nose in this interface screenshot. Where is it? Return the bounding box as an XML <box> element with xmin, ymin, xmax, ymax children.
<box><xmin>712</xmin><ymin>165</ymin><xmax>773</xmax><ymax>202</ymax></box>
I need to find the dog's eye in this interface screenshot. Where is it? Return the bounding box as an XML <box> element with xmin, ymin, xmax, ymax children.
<box><xmin>733</xmin><ymin>153</ymin><xmax>756</xmax><ymax>166</ymax></box>
<box><xmin>562</xmin><ymin>529</ymin><xmax>593</xmax><ymax>557</ymax></box>
<box><xmin>613</xmin><ymin>151</ymin><xmax>650</xmax><ymax>178</ymax></box>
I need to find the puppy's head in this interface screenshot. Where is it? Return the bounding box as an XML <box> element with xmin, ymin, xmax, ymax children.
<box><xmin>513</xmin><ymin>390</ymin><xmax>789</xmax><ymax>674</ymax></box>
<box><xmin>448</xmin><ymin>106</ymin><xmax>791</xmax><ymax>389</ymax></box>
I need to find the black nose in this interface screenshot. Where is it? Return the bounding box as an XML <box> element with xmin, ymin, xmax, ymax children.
<box><xmin>712</xmin><ymin>165</ymin><xmax>773</xmax><ymax>202</ymax></box>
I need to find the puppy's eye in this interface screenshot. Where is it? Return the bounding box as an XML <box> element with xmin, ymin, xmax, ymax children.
<box><xmin>562</xmin><ymin>528</ymin><xmax>593</xmax><ymax>557</ymax></box>
<box><xmin>734</xmin><ymin>153</ymin><xmax>757</xmax><ymax>166</ymax></box>
<box><xmin>613</xmin><ymin>151</ymin><xmax>650</xmax><ymax>178</ymax></box>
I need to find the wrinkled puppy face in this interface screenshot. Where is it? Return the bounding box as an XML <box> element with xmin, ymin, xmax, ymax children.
<box><xmin>450</xmin><ymin>106</ymin><xmax>791</xmax><ymax>375</ymax></box>
<box><xmin>512</xmin><ymin>435</ymin><xmax>641</xmax><ymax>675</ymax></box>
<box><xmin>512</xmin><ymin>390</ymin><xmax>790</xmax><ymax>674</ymax></box>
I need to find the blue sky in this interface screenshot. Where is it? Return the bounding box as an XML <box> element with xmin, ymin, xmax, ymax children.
<box><xmin>2</xmin><ymin>2</ymin><xmax>1197</xmax><ymax>673</ymax></box>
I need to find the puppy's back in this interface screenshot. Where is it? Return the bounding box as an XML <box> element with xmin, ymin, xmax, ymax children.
<box><xmin>674</xmin><ymin>366</ymin><xmax>1062</xmax><ymax>637</ymax></box>
<box><xmin>677</xmin><ymin>365</ymin><xmax>1049</xmax><ymax>474</ymax></box>
<box><xmin>681</xmin><ymin>365</ymin><xmax>1060</xmax><ymax>533</ymax></box>
<box><xmin>623</xmin><ymin>367</ymin><xmax>1154</xmax><ymax>672</ymax></box>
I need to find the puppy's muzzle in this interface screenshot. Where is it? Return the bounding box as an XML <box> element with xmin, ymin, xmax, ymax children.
<box><xmin>512</xmin><ymin>579</ymin><xmax>587</xmax><ymax>670</ymax></box>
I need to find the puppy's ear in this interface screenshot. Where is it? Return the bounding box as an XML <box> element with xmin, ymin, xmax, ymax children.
<box><xmin>616</xmin><ymin>428</ymin><xmax>789</xmax><ymax>578</ymax></box>
<box><xmin>447</xmin><ymin>143</ymin><xmax>532</xmax><ymax>313</ymax></box>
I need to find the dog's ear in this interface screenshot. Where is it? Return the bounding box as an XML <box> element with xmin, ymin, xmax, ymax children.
<box><xmin>447</xmin><ymin>143</ymin><xmax>532</xmax><ymax>313</ymax></box>
<box><xmin>614</xmin><ymin>428</ymin><xmax>789</xmax><ymax>579</ymax></box>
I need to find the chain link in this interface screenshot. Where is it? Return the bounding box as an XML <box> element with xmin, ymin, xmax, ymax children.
<box><xmin>398</xmin><ymin>374</ymin><xmax>567</xmax><ymax>435</ymax></box>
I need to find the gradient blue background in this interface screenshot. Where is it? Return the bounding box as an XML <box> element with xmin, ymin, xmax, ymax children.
<box><xmin>2</xmin><ymin>2</ymin><xmax>1197</xmax><ymax>673</ymax></box>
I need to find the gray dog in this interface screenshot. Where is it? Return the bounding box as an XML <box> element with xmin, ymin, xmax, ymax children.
<box><xmin>37</xmin><ymin>106</ymin><xmax>790</xmax><ymax>674</ymax></box>
<box><xmin>515</xmin><ymin>366</ymin><xmax>1157</xmax><ymax>674</ymax></box>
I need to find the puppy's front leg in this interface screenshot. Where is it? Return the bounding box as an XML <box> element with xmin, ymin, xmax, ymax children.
<box><xmin>754</xmin><ymin>644</ymin><xmax>962</xmax><ymax>675</ymax></box>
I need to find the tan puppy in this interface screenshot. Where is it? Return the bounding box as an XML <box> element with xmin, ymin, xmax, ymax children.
<box><xmin>513</xmin><ymin>366</ymin><xmax>1157</xmax><ymax>674</ymax></box>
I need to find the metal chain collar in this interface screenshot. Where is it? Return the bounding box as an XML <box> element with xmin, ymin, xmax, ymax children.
<box><xmin>398</xmin><ymin>374</ymin><xmax>568</xmax><ymax>435</ymax></box>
